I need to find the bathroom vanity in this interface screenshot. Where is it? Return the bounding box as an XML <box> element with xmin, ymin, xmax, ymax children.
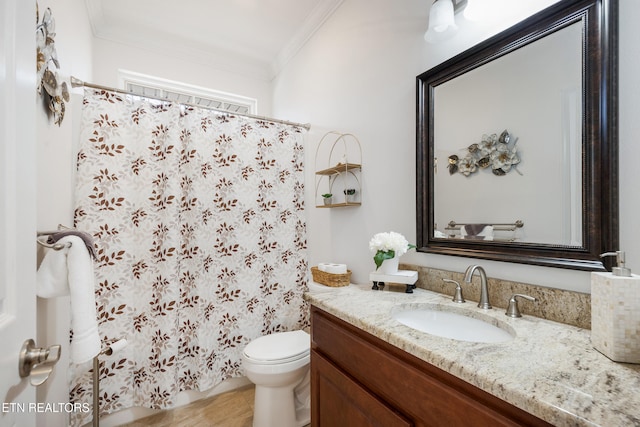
<box><xmin>311</xmin><ymin>307</ymin><xmax>549</xmax><ymax>426</ymax></box>
<box><xmin>307</xmin><ymin>284</ymin><xmax>640</xmax><ymax>427</ymax></box>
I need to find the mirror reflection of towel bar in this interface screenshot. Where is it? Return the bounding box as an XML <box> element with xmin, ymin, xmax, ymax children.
<box><xmin>445</xmin><ymin>220</ymin><xmax>524</xmax><ymax>232</ymax></box>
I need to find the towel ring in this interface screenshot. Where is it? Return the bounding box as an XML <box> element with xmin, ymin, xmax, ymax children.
<box><xmin>36</xmin><ymin>236</ymin><xmax>72</xmax><ymax>251</ymax></box>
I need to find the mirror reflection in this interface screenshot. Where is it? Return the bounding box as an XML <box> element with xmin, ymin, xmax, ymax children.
<box><xmin>433</xmin><ymin>22</ymin><xmax>583</xmax><ymax>246</ymax></box>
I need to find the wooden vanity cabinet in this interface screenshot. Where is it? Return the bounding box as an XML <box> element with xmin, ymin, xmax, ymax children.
<box><xmin>310</xmin><ymin>306</ymin><xmax>552</xmax><ymax>427</ymax></box>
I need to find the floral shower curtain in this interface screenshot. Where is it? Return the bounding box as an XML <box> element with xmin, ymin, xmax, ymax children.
<box><xmin>70</xmin><ymin>88</ymin><xmax>308</xmax><ymax>425</ymax></box>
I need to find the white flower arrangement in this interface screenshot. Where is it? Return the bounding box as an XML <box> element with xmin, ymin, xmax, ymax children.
<box><xmin>369</xmin><ymin>231</ymin><xmax>416</xmax><ymax>270</ymax></box>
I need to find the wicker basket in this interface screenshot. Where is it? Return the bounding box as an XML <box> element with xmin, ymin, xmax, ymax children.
<box><xmin>311</xmin><ymin>266</ymin><xmax>351</xmax><ymax>287</ymax></box>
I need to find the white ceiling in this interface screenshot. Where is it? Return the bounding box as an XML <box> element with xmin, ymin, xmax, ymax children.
<box><xmin>85</xmin><ymin>0</ymin><xmax>345</xmax><ymax>80</ymax></box>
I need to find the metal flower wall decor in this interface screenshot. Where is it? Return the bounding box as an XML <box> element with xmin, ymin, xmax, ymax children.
<box><xmin>36</xmin><ymin>3</ymin><xmax>69</xmax><ymax>126</ymax></box>
<box><xmin>448</xmin><ymin>130</ymin><xmax>521</xmax><ymax>177</ymax></box>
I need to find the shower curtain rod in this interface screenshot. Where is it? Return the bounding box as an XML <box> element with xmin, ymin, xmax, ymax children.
<box><xmin>70</xmin><ymin>76</ymin><xmax>311</xmax><ymax>131</ymax></box>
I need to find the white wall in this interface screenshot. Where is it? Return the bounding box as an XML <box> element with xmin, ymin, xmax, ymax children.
<box><xmin>618</xmin><ymin>0</ymin><xmax>640</xmax><ymax>288</ymax></box>
<box><xmin>36</xmin><ymin>2</ymin><xmax>93</xmax><ymax>426</ymax></box>
<box><xmin>273</xmin><ymin>0</ymin><xmax>640</xmax><ymax>294</ymax></box>
<box><xmin>91</xmin><ymin>38</ymin><xmax>273</xmax><ymax>116</ymax></box>
<box><xmin>37</xmin><ymin>0</ymin><xmax>93</xmax><ymax>232</ymax></box>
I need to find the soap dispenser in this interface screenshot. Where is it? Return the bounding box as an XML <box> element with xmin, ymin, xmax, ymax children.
<box><xmin>591</xmin><ymin>251</ymin><xmax>640</xmax><ymax>363</ymax></box>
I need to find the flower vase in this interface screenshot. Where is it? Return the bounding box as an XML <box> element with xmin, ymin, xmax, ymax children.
<box><xmin>379</xmin><ymin>256</ymin><xmax>399</xmax><ymax>275</ymax></box>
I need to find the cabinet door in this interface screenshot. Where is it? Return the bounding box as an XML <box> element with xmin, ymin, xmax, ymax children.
<box><xmin>312</xmin><ymin>350</ymin><xmax>413</xmax><ymax>427</ymax></box>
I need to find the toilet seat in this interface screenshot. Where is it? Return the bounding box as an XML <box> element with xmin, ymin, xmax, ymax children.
<box><xmin>243</xmin><ymin>330</ymin><xmax>310</xmax><ymax>365</ymax></box>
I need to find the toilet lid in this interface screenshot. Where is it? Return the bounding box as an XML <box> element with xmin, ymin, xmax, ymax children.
<box><xmin>243</xmin><ymin>330</ymin><xmax>310</xmax><ymax>364</ymax></box>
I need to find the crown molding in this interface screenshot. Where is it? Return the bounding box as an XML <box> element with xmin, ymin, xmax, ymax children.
<box><xmin>271</xmin><ymin>0</ymin><xmax>345</xmax><ymax>78</ymax></box>
<box><xmin>84</xmin><ymin>0</ymin><xmax>343</xmax><ymax>82</ymax></box>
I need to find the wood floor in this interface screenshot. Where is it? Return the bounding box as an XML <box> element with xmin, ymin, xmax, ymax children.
<box><xmin>118</xmin><ymin>385</ymin><xmax>256</xmax><ymax>427</ymax></box>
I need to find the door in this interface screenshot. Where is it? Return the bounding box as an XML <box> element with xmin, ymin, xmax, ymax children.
<box><xmin>1</xmin><ymin>0</ymin><xmax>38</xmax><ymax>426</ymax></box>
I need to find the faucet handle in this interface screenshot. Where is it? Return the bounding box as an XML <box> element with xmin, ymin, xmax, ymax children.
<box><xmin>443</xmin><ymin>279</ymin><xmax>465</xmax><ymax>303</ymax></box>
<box><xmin>505</xmin><ymin>294</ymin><xmax>537</xmax><ymax>318</ymax></box>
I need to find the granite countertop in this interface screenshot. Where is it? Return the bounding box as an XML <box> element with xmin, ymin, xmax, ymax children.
<box><xmin>305</xmin><ymin>283</ymin><xmax>640</xmax><ymax>427</ymax></box>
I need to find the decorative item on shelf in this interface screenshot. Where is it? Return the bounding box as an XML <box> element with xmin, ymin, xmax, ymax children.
<box><xmin>311</xmin><ymin>266</ymin><xmax>351</xmax><ymax>287</ymax></box>
<box><xmin>448</xmin><ymin>130</ymin><xmax>521</xmax><ymax>177</ymax></box>
<box><xmin>344</xmin><ymin>188</ymin><xmax>356</xmax><ymax>203</ymax></box>
<box><xmin>36</xmin><ymin>3</ymin><xmax>69</xmax><ymax>126</ymax></box>
<box><xmin>369</xmin><ymin>231</ymin><xmax>416</xmax><ymax>274</ymax></box>
<box><xmin>322</xmin><ymin>193</ymin><xmax>333</xmax><ymax>206</ymax></box>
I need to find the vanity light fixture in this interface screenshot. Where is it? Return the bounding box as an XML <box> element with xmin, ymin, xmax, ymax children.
<box><xmin>424</xmin><ymin>0</ymin><xmax>468</xmax><ymax>43</ymax></box>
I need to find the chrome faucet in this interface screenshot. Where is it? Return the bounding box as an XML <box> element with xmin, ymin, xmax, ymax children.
<box><xmin>464</xmin><ymin>265</ymin><xmax>492</xmax><ymax>309</ymax></box>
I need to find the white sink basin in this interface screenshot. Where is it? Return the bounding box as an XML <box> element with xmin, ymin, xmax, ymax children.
<box><xmin>392</xmin><ymin>305</ymin><xmax>515</xmax><ymax>343</ymax></box>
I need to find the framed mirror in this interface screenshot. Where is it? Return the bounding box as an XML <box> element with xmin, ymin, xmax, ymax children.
<box><xmin>416</xmin><ymin>0</ymin><xmax>618</xmax><ymax>271</ymax></box>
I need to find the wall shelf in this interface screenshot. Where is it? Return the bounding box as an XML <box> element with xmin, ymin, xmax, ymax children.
<box><xmin>314</xmin><ymin>132</ymin><xmax>362</xmax><ymax>208</ymax></box>
<box><xmin>316</xmin><ymin>202</ymin><xmax>362</xmax><ymax>208</ymax></box>
<box><xmin>315</xmin><ymin>162</ymin><xmax>362</xmax><ymax>175</ymax></box>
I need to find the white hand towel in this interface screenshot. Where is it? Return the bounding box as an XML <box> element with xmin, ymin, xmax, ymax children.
<box><xmin>36</xmin><ymin>239</ymin><xmax>72</xmax><ymax>298</ymax></box>
<box><xmin>37</xmin><ymin>236</ymin><xmax>101</xmax><ymax>364</ymax></box>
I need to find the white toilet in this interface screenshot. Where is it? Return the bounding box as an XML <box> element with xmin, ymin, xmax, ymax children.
<box><xmin>243</xmin><ymin>330</ymin><xmax>311</xmax><ymax>427</ymax></box>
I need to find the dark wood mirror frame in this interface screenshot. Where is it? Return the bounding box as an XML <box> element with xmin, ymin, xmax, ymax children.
<box><xmin>416</xmin><ymin>0</ymin><xmax>618</xmax><ymax>271</ymax></box>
